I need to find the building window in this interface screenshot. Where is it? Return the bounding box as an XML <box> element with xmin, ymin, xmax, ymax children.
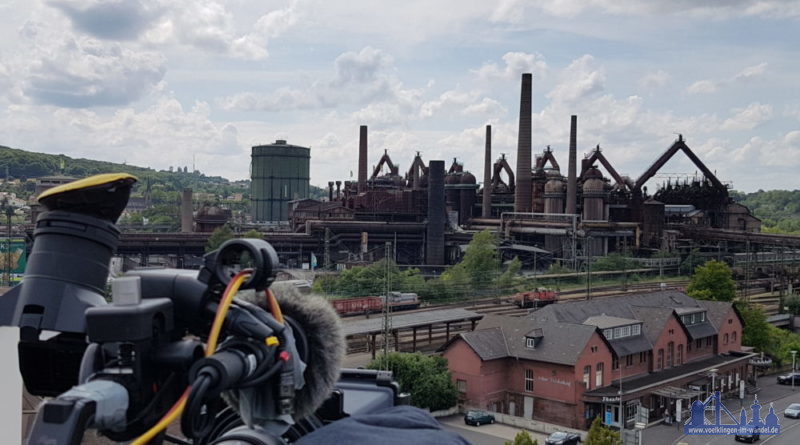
<box><xmin>724</xmin><ymin>333</ymin><xmax>729</xmax><ymax>344</ymax></box>
<box><xmin>457</xmin><ymin>379</ymin><xmax>466</xmax><ymax>393</ymax></box>
<box><xmin>525</xmin><ymin>369</ymin><xmax>534</xmax><ymax>392</ymax></box>
<box><xmin>604</xmin><ymin>329</ymin><xmax>613</xmax><ymax>339</ymax></box>
<box><xmin>614</xmin><ymin>327</ymin><xmax>622</xmax><ymax>338</ymax></box>
<box><xmin>526</xmin><ymin>337</ymin><xmax>535</xmax><ymax>349</ymax></box>
<box><xmin>667</xmin><ymin>342</ymin><xmax>674</xmax><ymax>367</ymax></box>
<box><xmin>626</xmin><ymin>355</ymin><xmax>633</xmax><ymax>367</ymax></box>
<box><xmin>700</xmin><ymin>312</ymin><xmax>706</xmax><ymax>322</ymax></box>
<box><xmin>632</xmin><ymin>324</ymin><xmax>641</xmax><ymax>336</ymax></box>
<box><xmin>612</xmin><ymin>356</ymin><xmax>619</xmax><ymax>370</ymax></box>
<box><xmin>584</xmin><ymin>366</ymin><xmax>591</xmax><ymax>389</ymax></box>
<box><xmin>640</xmin><ymin>351</ymin><xmax>646</xmax><ymax>363</ymax></box>
<box><xmin>677</xmin><ymin>344</ymin><xmax>684</xmax><ymax>365</ymax></box>
<box><xmin>620</xmin><ymin>325</ymin><xmax>631</xmax><ymax>337</ymax></box>
<box><xmin>706</xmin><ymin>337</ymin><xmax>713</xmax><ymax>347</ymax></box>
<box><xmin>696</xmin><ymin>339</ymin><xmax>702</xmax><ymax>349</ymax></box>
<box><xmin>596</xmin><ymin>363</ymin><xmax>604</xmax><ymax>387</ymax></box>
<box><xmin>728</xmin><ymin>318</ymin><xmax>733</xmax><ymax>324</ymax></box>
<box><xmin>657</xmin><ymin>349</ymin><xmax>664</xmax><ymax>369</ymax></box>
<box><xmin>669</xmin><ymin>329</ymin><xmax>674</xmax><ymax>335</ymax></box>
<box><xmin>732</xmin><ymin>331</ymin><xmax>737</xmax><ymax>342</ymax></box>
<box><xmin>591</xmin><ymin>346</ymin><xmax>598</xmax><ymax>353</ymax></box>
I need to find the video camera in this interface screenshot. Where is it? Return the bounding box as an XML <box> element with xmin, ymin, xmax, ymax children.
<box><xmin>0</xmin><ymin>174</ymin><xmax>406</xmax><ymax>445</ymax></box>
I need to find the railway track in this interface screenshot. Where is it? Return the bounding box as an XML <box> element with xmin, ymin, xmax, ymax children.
<box><xmin>343</xmin><ymin>279</ymin><xmax>787</xmax><ymax>355</ymax></box>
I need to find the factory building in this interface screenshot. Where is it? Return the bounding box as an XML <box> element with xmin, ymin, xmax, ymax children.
<box><xmin>285</xmin><ymin>73</ymin><xmax>760</xmax><ymax>267</ymax></box>
<box><xmin>251</xmin><ymin>140</ymin><xmax>310</xmax><ymax>222</ymax></box>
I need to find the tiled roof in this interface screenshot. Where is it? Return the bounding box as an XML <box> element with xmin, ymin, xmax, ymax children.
<box><xmin>459</xmin><ymin>327</ymin><xmax>508</xmax><ymax>361</ymax></box>
<box><xmin>583</xmin><ymin>314</ymin><xmax>640</xmax><ymax>329</ymax></box>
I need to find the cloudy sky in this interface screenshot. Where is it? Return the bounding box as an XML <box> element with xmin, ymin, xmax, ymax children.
<box><xmin>1</xmin><ymin>0</ymin><xmax>799</xmax><ymax>191</ymax></box>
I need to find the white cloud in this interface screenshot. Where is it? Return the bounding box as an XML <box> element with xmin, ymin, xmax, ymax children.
<box><xmin>733</xmin><ymin>62</ymin><xmax>768</xmax><ymax>82</ymax></box>
<box><xmin>686</xmin><ymin>79</ymin><xmax>719</xmax><ymax>95</ymax></box>
<box><xmin>547</xmin><ymin>55</ymin><xmax>606</xmax><ymax>103</ymax></box>
<box><xmin>473</xmin><ymin>52</ymin><xmax>548</xmax><ymax>82</ymax></box>
<box><xmin>639</xmin><ymin>70</ymin><xmax>670</xmax><ymax>90</ymax></box>
<box><xmin>20</xmin><ymin>35</ymin><xmax>166</xmax><ymax>107</ymax></box>
<box><xmin>720</xmin><ymin>103</ymin><xmax>773</xmax><ymax>131</ymax></box>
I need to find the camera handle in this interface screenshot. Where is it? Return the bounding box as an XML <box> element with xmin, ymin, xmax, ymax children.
<box><xmin>27</xmin><ymin>380</ymin><xmax>129</xmax><ymax>445</ymax></box>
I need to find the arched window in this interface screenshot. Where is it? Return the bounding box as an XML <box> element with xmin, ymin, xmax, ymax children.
<box><xmin>596</xmin><ymin>362</ymin><xmax>604</xmax><ymax>387</ymax></box>
<box><xmin>584</xmin><ymin>366</ymin><xmax>591</xmax><ymax>389</ymax></box>
<box><xmin>724</xmin><ymin>333</ymin><xmax>729</xmax><ymax>344</ymax></box>
<box><xmin>657</xmin><ymin>349</ymin><xmax>664</xmax><ymax>369</ymax></box>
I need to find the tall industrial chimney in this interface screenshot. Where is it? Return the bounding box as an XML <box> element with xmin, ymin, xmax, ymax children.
<box><xmin>358</xmin><ymin>125</ymin><xmax>368</xmax><ymax>193</ymax></box>
<box><xmin>180</xmin><ymin>188</ymin><xmax>193</xmax><ymax>233</ymax></box>
<box><xmin>482</xmin><ymin>125</ymin><xmax>492</xmax><ymax>218</ymax></box>
<box><xmin>514</xmin><ymin>73</ymin><xmax>533</xmax><ymax>212</ymax></box>
<box><xmin>426</xmin><ymin>160</ymin><xmax>446</xmax><ymax>265</ymax></box>
<box><xmin>566</xmin><ymin>115</ymin><xmax>578</xmax><ymax>215</ymax></box>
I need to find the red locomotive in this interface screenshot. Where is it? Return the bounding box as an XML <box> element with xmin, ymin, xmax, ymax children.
<box><xmin>513</xmin><ymin>288</ymin><xmax>557</xmax><ymax>308</ymax></box>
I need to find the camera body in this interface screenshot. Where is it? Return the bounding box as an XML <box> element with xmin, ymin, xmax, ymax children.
<box><xmin>0</xmin><ymin>174</ymin><xmax>406</xmax><ymax>445</ymax></box>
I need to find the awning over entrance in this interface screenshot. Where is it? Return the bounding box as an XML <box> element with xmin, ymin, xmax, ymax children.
<box><xmin>651</xmin><ymin>386</ymin><xmax>704</xmax><ymax>400</ymax></box>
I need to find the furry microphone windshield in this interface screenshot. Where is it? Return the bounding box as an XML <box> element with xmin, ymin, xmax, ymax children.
<box><xmin>236</xmin><ymin>281</ymin><xmax>345</xmax><ymax>419</ymax></box>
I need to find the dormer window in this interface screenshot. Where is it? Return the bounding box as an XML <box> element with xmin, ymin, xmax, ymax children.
<box><xmin>526</xmin><ymin>337</ymin><xmax>535</xmax><ymax>349</ymax></box>
<box><xmin>681</xmin><ymin>311</ymin><xmax>707</xmax><ymax>326</ymax></box>
<box><xmin>525</xmin><ymin>328</ymin><xmax>543</xmax><ymax>349</ymax></box>
<box><xmin>602</xmin><ymin>323</ymin><xmax>641</xmax><ymax>340</ymax></box>
<box><xmin>632</xmin><ymin>324</ymin><xmax>641</xmax><ymax>335</ymax></box>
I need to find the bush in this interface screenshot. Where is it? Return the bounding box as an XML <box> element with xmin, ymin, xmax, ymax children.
<box><xmin>367</xmin><ymin>352</ymin><xmax>458</xmax><ymax>411</ymax></box>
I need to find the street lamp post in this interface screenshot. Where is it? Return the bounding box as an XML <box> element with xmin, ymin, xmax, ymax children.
<box><xmin>792</xmin><ymin>351</ymin><xmax>798</xmax><ymax>391</ymax></box>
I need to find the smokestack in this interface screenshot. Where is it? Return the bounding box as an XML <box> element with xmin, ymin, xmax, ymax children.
<box><xmin>358</xmin><ymin>125</ymin><xmax>368</xmax><ymax>193</ymax></box>
<box><xmin>328</xmin><ymin>181</ymin><xmax>334</xmax><ymax>201</ymax></box>
<box><xmin>514</xmin><ymin>73</ymin><xmax>533</xmax><ymax>212</ymax></box>
<box><xmin>180</xmin><ymin>188</ymin><xmax>193</xmax><ymax>233</ymax></box>
<box><xmin>335</xmin><ymin>180</ymin><xmax>342</xmax><ymax>198</ymax></box>
<box><xmin>566</xmin><ymin>115</ymin><xmax>578</xmax><ymax>215</ymax></box>
<box><xmin>482</xmin><ymin>125</ymin><xmax>492</xmax><ymax>218</ymax></box>
<box><xmin>426</xmin><ymin>160</ymin><xmax>445</xmax><ymax>265</ymax></box>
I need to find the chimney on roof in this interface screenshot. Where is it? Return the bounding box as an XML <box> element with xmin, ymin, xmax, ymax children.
<box><xmin>514</xmin><ymin>73</ymin><xmax>533</xmax><ymax>212</ymax></box>
<box><xmin>566</xmin><ymin>115</ymin><xmax>578</xmax><ymax>215</ymax></box>
<box><xmin>482</xmin><ymin>124</ymin><xmax>492</xmax><ymax>218</ymax></box>
<box><xmin>358</xmin><ymin>125</ymin><xmax>368</xmax><ymax>193</ymax></box>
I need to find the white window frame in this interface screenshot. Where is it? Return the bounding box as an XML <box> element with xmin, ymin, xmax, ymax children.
<box><xmin>526</xmin><ymin>337</ymin><xmax>535</xmax><ymax>349</ymax></box>
<box><xmin>595</xmin><ymin>363</ymin><xmax>603</xmax><ymax>387</ymax></box>
<box><xmin>614</xmin><ymin>327</ymin><xmax>622</xmax><ymax>338</ymax></box>
<box><xmin>525</xmin><ymin>369</ymin><xmax>534</xmax><ymax>392</ymax></box>
<box><xmin>604</xmin><ymin>329</ymin><xmax>613</xmax><ymax>339</ymax></box>
<box><xmin>632</xmin><ymin>324</ymin><xmax>641</xmax><ymax>336</ymax></box>
<box><xmin>620</xmin><ymin>325</ymin><xmax>631</xmax><ymax>337</ymax></box>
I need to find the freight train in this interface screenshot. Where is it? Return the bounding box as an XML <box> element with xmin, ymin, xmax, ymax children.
<box><xmin>330</xmin><ymin>291</ymin><xmax>421</xmax><ymax>316</ymax></box>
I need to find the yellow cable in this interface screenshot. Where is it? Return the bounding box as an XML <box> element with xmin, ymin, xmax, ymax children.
<box><xmin>131</xmin><ymin>271</ymin><xmax>251</xmax><ymax>444</ymax></box>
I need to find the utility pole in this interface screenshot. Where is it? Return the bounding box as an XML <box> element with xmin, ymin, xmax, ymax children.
<box><xmin>586</xmin><ymin>235</ymin><xmax>592</xmax><ymax>300</ymax></box>
<box><xmin>792</xmin><ymin>350</ymin><xmax>797</xmax><ymax>391</ymax></box>
<box><xmin>381</xmin><ymin>242</ymin><xmax>393</xmax><ymax>369</ymax></box>
<box><xmin>744</xmin><ymin>240</ymin><xmax>751</xmax><ymax>302</ymax></box>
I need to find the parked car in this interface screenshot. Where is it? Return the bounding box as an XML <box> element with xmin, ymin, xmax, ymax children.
<box><xmin>463</xmin><ymin>410</ymin><xmax>495</xmax><ymax>426</ymax></box>
<box><xmin>545</xmin><ymin>431</ymin><xmax>581</xmax><ymax>445</ymax></box>
<box><xmin>734</xmin><ymin>430</ymin><xmax>760</xmax><ymax>443</ymax></box>
<box><xmin>777</xmin><ymin>372</ymin><xmax>800</xmax><ymax>385</ymax></box>
<box><xmin>785</xmin><ymin>403</ymin><xmax>800</xmax><ymax>418</ymax></box>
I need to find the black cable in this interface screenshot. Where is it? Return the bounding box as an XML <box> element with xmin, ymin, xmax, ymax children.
<box><xmin>239</xmin><ymin>360</ymin><xmax>283</xmax><ymax>388</ymax></box>
<box><xmin>182</xmin><ymin>373</ymin><xmax>214</xmax><ymax>440</ymax></box>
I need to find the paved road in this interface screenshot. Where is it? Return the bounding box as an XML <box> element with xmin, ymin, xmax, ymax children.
<box><xmin>438</xmin><ymin>415</ymin><xmax>549</xmax><ymax>445</ymax></box>
<box><xmin>641</xmin><ymin>374</ymin><xmax>800</xmax><ymax>445</ymax></box>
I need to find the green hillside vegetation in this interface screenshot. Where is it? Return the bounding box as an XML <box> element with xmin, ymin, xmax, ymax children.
<box><xmin>0</xmin><ymin>145</ymin><xmax>326</xmax><ymax>224</ymax></box>
<box><xmin>732</xmin><ymin>189</ymin><xmax>800</xmax><ymax>234</ymax></box>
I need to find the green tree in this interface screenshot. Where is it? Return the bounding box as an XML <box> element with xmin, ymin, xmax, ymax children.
<box><xmin>441</xmin><ymin>230</ymin><xmax>500</xmax><ymax>294</ymax></box>
<box><xmin>738</xmin><ymin>303</ymin><xmax>771</xmax><ymax>351</ymax></box>
<box><xmin>686</xmin><ymin>260</ymin><xmax>736</xmax><ymax>301</ymax></box>
<box><xmin>584</xmin><ymin>416</ymin><xmax>621</xmax><ymax>445</ymax></box>
<box><xmin>504</xmin><ymin>431</ymin><xmax>537</xmax><ymax>445</ymax></box>
<box><xmin>366</xmin><ymin>352</ymin><xmax>458</xmax><ymax>411</ymax></box>
<box><xmin>785</xmin><ymin>295</ymin><xmax>800</xmax><ymax>316</ymax></box>
<box><xmin>242</xmin><ymin>229</ymin><xmax>263</xmax><ymax>239</ymax></box>
<box><xmin>496</xmin><ymin>256</ymin><xmax>523</xmax><ymax>292</ymax></box>
<box><xmin>206</xmin><ymin>224</ymin><xmax>235</xmax><ymax>252</ymax></box>
<box><xmin>592</xmin><ymin>253</ymin><xmax>639</xmax><ymax>272</ymax></box>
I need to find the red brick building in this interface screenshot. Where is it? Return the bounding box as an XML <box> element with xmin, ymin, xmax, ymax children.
<box><xmin>441</xmin><ymin>291</ymin><xmax>754</xmax><ymax>429</ymax></box>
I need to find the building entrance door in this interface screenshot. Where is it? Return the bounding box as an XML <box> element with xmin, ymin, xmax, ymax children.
<box><xmin>523</xmin><ymin>396</ymin><xmax>534</xmax><ymax>419</ymax></box>
<box><xmin>509</xmin><ymin>401</ymin><xmax>516</xmax><ymax>416</ymax></box>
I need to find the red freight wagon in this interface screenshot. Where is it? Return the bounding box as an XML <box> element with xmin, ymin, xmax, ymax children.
<box><xmin>331</xmin><ymin>296</ymin><xmax>382</xmax><ymax>316</ymax></box>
